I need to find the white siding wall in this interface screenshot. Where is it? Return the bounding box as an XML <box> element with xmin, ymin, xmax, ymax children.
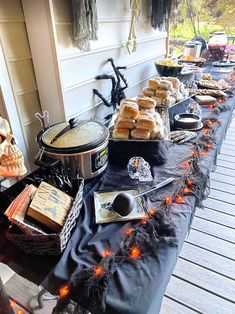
<box><xmin>52</xmin><ymin>0</ymin><xmax>167</xmax><ymax>121</ymax></box>
<box><xmin>0</xmin><ymin>0</ymin><xmax>42</xmax><ymax>170</ymax></box>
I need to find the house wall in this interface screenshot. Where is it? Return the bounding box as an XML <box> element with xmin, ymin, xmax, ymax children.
<box><xmin>0</xmin><ymin>0</ymin><xmax>42</xmax><ymax>169</ymax></box>
<box><xmin>52</xmin><ymin>0</ymin><xmax>167</xmax><ymax>121</ymax></box>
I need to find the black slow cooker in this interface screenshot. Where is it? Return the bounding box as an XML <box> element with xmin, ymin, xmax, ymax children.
<box><xmin>36</xmin><ymin>118</ymin><xmax>109</xmax><ymax>180</ymax></box>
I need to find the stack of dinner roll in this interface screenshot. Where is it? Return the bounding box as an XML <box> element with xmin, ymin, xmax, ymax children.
<box><xmin>112</xmin><ymin>97</ymin><xmax>165</xmax><ymax>140</ymax></box>
<box><xmin>143</xmin><ymin>76</ymin><xmax>189</xmax><ymax>106</ymax></box>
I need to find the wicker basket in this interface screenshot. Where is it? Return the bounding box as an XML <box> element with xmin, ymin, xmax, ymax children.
<box><xmin>6</xmin><ymin>179</ymin><xmax>84</xmax><ymax>255</ymax></box>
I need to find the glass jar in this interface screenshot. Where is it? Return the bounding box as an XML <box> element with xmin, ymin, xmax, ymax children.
<box><xmin>208</xmin><ymin>31</ymin><xmax>228</xmax><ymax>60</ymax></box>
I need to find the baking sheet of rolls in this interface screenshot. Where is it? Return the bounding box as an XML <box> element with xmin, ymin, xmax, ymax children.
<box><xmin>110</xmin><ymin>96</ymin><xmax>170</xmax><ymax>141</ymax></box>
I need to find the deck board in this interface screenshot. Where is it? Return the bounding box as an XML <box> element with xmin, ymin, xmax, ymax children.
<box><xmin>173</xmin><ymin>259</ymin><xmax>235</xmax><ymax>303</ymax></box>
<box><xmin>210</xmin><ymin>179</ymin><xmax>235</xmax><ymax>194</ymax></box>
<box><xmin>195</xmin><ymin>207</ymin><xmax>235</xmax><ymax>229</ymax></box>
<box><xmin>203</xmin><ymin>197</ymin><xmax>235</xmax><ymax>216</ymax></box>
<box><xmin>161</xmin><ymin>116</ymin><xmax>235</xmax><ymax>313</ymax></box>
<box><xmin>191</xmin><ymin>217</ymin><xmax>235</xmax><ymax>244</ymax></box>
<box><xmin>210</xmin><ymin>172</ymin><xmax>235</xmax><ymax>185</ymax></box>
<box><xmin>179</xmin><ymin>242</ymin><xmax>235</xmax><ymax>280</ymax></box>
<box><xmin>163</xmin><ymin>277</ymin><xmax>235</xmax><ymax>314</ymax></box>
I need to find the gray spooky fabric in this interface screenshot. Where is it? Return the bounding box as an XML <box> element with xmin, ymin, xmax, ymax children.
<box><xmin>71</xmin><ymin>0</ymin><xmax>98</xmax><ymax>51</ymax></box>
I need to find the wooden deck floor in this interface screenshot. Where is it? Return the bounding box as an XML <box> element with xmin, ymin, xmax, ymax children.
<box><xmin>160</xmin><ymin>117</ymin><xmax>235</xmax><ymax>314</ymax></box>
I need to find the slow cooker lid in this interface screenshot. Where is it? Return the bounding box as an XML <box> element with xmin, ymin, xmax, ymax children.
<box><xmin>41</xmin><ymin>120</ymin><xmax>108</xmax><ymax>150</ymax></box>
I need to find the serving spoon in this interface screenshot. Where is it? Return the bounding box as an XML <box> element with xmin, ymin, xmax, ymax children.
<box><xmin>110</xmin><ymin>177</ymin><xmax>175</xmax><ymax>216</ymax></box>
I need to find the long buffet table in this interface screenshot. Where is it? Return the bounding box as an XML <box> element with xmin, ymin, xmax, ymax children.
<box><xmin>0</xmin><ymin>71</ymin><xmax>234</xmax><ymax>314</ymax></box>
<box><xmin>41</xmin><ymin>96</ymin><xmax>234</xmax><ymax>313</ymax></box>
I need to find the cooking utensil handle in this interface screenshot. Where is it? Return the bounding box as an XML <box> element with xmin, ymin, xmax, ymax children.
<box><xmin>34</xmin><ymin>147</ymin><xmax>60</xmax><ymax>169</ymax></box>
<box><xmin>134</xmin><ymin>177</ymin><xmax>175</xmax><ymax>198</ymax></box>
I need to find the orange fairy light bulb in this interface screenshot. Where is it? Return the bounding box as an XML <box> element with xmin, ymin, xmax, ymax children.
<box><xmin>10</xmin><ymin>300</ymin><xmax>16</xmax><ymax>307</ymax></box>
<box><xmin>209</xmin><ymin>103</ymin><xmax>214</xmax><ymax>110</ymax></box>
<box><xmin>207</xmin><ymin>119</ymin><xmax>213</xmax><ymax>126</ymax></box>
<box><xmin>187</xmin><ymin>179</ymin><xmax>193</xmax><ymax>186</ymax></box>
<box><xmin>129</xmin><ymin>246</ymin><xmax>141</xmax><ymax>260</ymax></box>
<box><xmin>183</xmin><ymin>187</ymin><xmax>191</xmax><ymax>194</ymax></box>
<box><xmin>175</xmin><ymin>195</ymin><xmax>184</xmax><ymax>203</ymax></box>
<box><xmin>141</xmin><ymin>218</ymin><xmax>147</xmax><ymax>225</ymax></box>
<box><xmin>17</xmin><ymin>310</ymin><xmax>23</xmax><ymax>314</ymax></box>
<box><xmin>191</xmin><ymin>148</ymin><xmax>196</xmax><ymax>157</ymax></box>
<box><xmin>59</xmin><ymin>285</ymin><xmax>70</xmax><ymax>298</ymax></box>
<box><xmin>125</xmin><ymin>227</ymin><xmax>134</xmax><ymax>236</ymax></box>
<box><xmin>200</xmin><ymin>150</ymin><xmax>207</xmax><ymax>157</ymax></box>
<box><xmin>165</xmin><ymin>195</ymin><xmax>171</xmax><ymax>205</ymax></box>
<box><xmin>149</xmin><ymin>209</ymin><xmax>156</xmax><ymax>215</ymax></box>
<box><xmin>101</xmin><ymin>250</ymin><xmax>112</xmax><ymax>257</ymax></box>
<box><xmin>183</xmin><ymin>161</ymin><xmax>190</xmax><ymax>169</ymax></box>
<box><xmin>203</xmin><ymin>128</ymin><xmax>209</xmax><ymax>135</ymax></box>
<box><xmin>94</xmin><ymin>265</ymin><xmax>103</xmax><ymax>277</ymax></box>
<box><xmin>205</xmin><ymin>143</ymin><xmax>212</xmax><ymax>149</ymax></box>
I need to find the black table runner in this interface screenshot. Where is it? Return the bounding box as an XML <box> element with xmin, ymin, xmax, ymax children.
<box><xmin>42</xmin><ymin>95</ymin><xmax>234</xmax><ymax>314</ymax></box>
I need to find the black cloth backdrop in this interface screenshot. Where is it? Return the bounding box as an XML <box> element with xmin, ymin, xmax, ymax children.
<box><xmin>42</xmin><ymin>97</ymin><xmax>234</xmax><ymax>314</ymax></box>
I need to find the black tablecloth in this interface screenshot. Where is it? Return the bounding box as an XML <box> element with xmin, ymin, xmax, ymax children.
<box><xmin>41</xmin><ymin>96</ymin><xmax>234</xmax><ymax>314</ymax></box>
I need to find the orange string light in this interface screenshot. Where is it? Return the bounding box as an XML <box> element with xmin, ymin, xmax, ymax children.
<box><xmin>165</xmin><ymin>195</ymin><xmax>171</xmax><ymax>205</ymax></box>
<box><xmin>203</xmin><ymin>128</ymin><xmax>209</xmax><ymax>135</ymax></box>
<box><xmin>17</xmin><ymin>310</ymin><xmax>23</xmax><ymax>314</ymax></box>
<box><xmin>200</xmin><ymin>150</ymin><xmax>207</xmax><ymax>157</ymax></box>
<box><xmin>183</xmin><ymin>187</ymin><xmax>191</xmax><ymax>194</ymax></box>
<box><xmin>125</xmin><ymin>227</ymin><xmax>134</xmax><ymax>236</ymax></box>
<box><xmin>101</xmin><ymin>250</ymin><xmax>112</xmax><ymax>257</ymax></box>
<box><xmin>148</xmin><ymin>209</ymin><xmax>156</xmax><ymax>215</ymax></box>
<box><xmin>183</xmin><ymin>161</ymin><xmax>190</xmax><ymax>169</ymax></box>
<box><xmin>94</xmin><ymin>265</ymin><xmax>103</xmax><ymax>277</ymax></box>
<box><xmin>59</xmin><ymin>285</ymin><xmax>70</xmax><ymax>298</ymax></box>
<box><xmin>209</xmin><ymin>103</ymin><xmax>214</xmax><ymax>110</ymax></box>
<box><xmin>205</xmin><ymin>143</ymin><xmax>212</xmax><ymax>149</ymax></box>
<box><xmin>187</xmin><ymin>179</ymin><xmax>193</xmax><ymax>186</ymax></box>
<box><xmin>191</xmin><ymin>148</ymin><xmax>196</xmax><ymax>157</ymax></box>
<box><xmin>10</xmin><ymin>300</ymin><xmax>16</xmax><ymax>307</ymax></box>
<box><xmin>129</xmin><ymin>246</ymin><xmax>141</xmax><ymax>260</ymax></box>
<box><xmin>206</xmin><ymin>119</ymin><xmax>213</xmax><ymax>127</ymax></box>
<box><xmin>174</xmin><ymin>195</ymin><xmax>184</xmax><ymax>203</ymax></box>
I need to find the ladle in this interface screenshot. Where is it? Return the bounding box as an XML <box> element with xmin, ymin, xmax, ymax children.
<box><xmin>111</xmin><ymin>177</ymin><xmax>175</xmax><ymax>216</ymax></box>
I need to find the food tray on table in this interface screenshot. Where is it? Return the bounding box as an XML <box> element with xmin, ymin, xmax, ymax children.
<box><xmin>6</xmin><ymin>179</ymin><xmax>84</xmax><ymax>255</ymax></box>
<box><xmin>94</xmin><ymin>188</ymin><xmax>147</xmax><ymax>224</ymax></box>
<box><xmin>108</xmin><ymin>107</ymin><xmax>171</xmax><ymax>166</ymax></box>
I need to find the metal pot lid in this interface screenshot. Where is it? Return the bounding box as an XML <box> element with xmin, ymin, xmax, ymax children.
<box><xmin>41</xmin><ymin>120</ymin><xmax>109</xmax><ymax>152</ymax></box>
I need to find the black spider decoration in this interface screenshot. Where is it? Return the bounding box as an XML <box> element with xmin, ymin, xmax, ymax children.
<box><xmin>93</xmin><ymin>58</ymin><xmax>128</xmax><ymax>121</ymax></box>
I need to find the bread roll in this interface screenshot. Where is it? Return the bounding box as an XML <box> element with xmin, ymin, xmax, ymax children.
<box><xmin>115</xmin><ymin>117</ymin><xmax>135</xmax><ymax>129</ymax></box>
<box><xmin>143</xmin><ymin>88</ymin><xmax>155</xmax><ymax>97</ymax></box>
<box><xmin>162</xmin><ymin>96</ymin><xmax>176</xmax><ymax>106</ymax></box>
<box><xmin>150</xmin><ymin>126</ymin><xmax>165</xmax><ymax>139</ymax></box>
<box><xmin>120</xmin><ymin>102</ymin><xmax>139</xmax><ymax>119</ymax></box>
<box><xmin>131</xmin><ymin>128</ymin><xmax>150</xmax><ymax>140</ymax></box>
<box><xmin>158</xmin><ymin>80</ymin><xmax>173</xmax><ymax>91</ymax></box>
<box><xmin>155</xmin><ymin>90</ymin><xmax>171</xmax><ymax>99</ymax></box>
<box><xmin>136</xmin><ymin>116</ymin><xmax>156</xmax><ymax>131</ymax></box>
<box><xmin>120</xmin><ymin>99</ymin><xmax>137</xmax><ymax>107</ymax></box>
<box><xmin>148</xmin><ymin>79</ymin><xmax>160</xmax><ymax>90</ymax></box>
<box><xmin>162</xmin><ymin>77</ymin><xmax>180</xmax><ymax>88</ymax></box>
<box><xmin>112</xmin><ymin>128</ymin><xmax>129</xmax><ymax>139</ymax></box>
<box><xmin>139</xmin><ymin>108</ymin><xmax>155</xmax><ymax>118</ymax></box>
<box><xmin>137</xmin><ymin>95</ymin><xmax>156</xmax><ymax>109</ymax></box>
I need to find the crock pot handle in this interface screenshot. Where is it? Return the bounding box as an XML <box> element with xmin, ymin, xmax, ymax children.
<box><xmin>34</xmin><ymin>147</ymin><xmax>60</xmax><ymax>169</ymax></box>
